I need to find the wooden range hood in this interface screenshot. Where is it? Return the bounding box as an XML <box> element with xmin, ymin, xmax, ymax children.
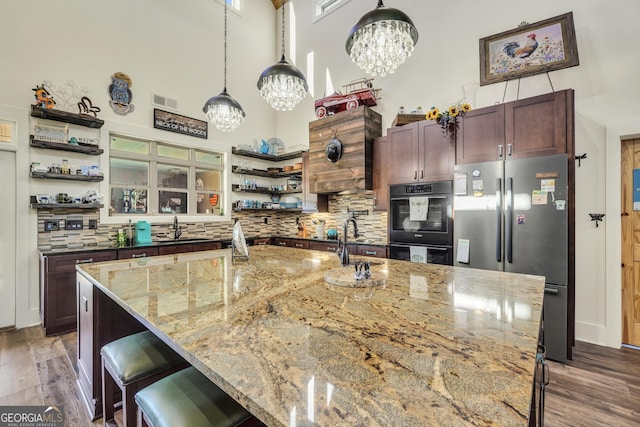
<box><xmin>307</xmin><ymin>106</ymin><xmax>382</xmax><ymax>194</ymax></box>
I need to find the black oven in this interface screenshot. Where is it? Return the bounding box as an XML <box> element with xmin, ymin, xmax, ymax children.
<box><xmin>389</xmin><ymin>181</ymin><xmax>453</xmax><ymax>265</ymax></box>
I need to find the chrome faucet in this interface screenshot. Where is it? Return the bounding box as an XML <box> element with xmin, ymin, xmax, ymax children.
<box><xmin>338</xmin><ymin>214</ymin><xmax>359</xmax><ymax>266</ymax></box>
<box><xmin>173</xmin><ymin>216</ymin><xmax>182</xmax><ymax>240</ymax></box>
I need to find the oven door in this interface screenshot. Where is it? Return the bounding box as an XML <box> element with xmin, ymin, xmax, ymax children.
<box><xmin>389</xmin><ymin>244</ymin><xmax>453</xmax><ymax>265</ymax></box>
<box><xmin>389</xmin><ymin>195</ymin><xmax>453</xmax><ymax>246</ymax></box>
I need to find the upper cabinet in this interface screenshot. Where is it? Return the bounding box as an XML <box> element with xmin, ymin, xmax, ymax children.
<box><xmin>387</xmin><ymin>120</ymin><xmax>455</xmax><ymax>185</ymax></box>
<box><xmin>456</xmin><ymin>89</ymin><xmax>574</xmax><ymax>164</ymax></box>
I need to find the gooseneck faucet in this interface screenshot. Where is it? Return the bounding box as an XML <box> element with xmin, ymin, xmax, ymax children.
<box><xmin>173</xmin><ymin>216</ymin><xmax>182</xmax><ymax>240</ymax></box>
<box><xmin>338</xmin><ymin>214</ymin><xmax>359</xmax><ymax>266</ymax></box>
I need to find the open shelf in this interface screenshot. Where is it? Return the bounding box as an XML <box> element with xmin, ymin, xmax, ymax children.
<box><xmin>30</xmin><ymin>171</ymin><xmax>104</xmax><ymax>182</ymax></box>
<box><xmin>31</xmin><ymin>105</ymin><xmax>104</xmax><ymax>128</ymax></box>
<box><xmin>232</xmin><ymin>166</ymin><xmax>302</xmax><ymax>178</ymax></box>
<box><xmin>30</xmin><ymin>136</ymin><xmax>103</xmax><ymax>155</ymax></box>
<box><xmin>232</xmin><ymin>147</ymin><xmax>306</xmax><ymax>161</ymax></box>
<box><xmin>232</xmin><ymin>185</ymin><xmax>302</xmax><ymax>195</ymax></box>
<box><xmin>233</xmin><ymin>207</ymin><xmax>302</xmax><ymax>213</ymax></box>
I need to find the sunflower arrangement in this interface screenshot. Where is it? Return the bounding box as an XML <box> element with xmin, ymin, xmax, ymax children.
<box><xmin>426</xmin><ymin>101</ymin><xmax>472</xmax><ymax>135</ymax></box>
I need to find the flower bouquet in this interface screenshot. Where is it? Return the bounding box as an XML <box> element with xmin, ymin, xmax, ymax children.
<box><xmin>426</xmin><ymin>101</ymin><xmax>472</xmax><ymax>136</ymax></box>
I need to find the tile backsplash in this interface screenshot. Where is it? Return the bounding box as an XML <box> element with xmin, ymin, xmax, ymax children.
<box><xmin>37</xmin><ymin>192</ymin><xmax>388</xmax><ymax>251</ymax></box>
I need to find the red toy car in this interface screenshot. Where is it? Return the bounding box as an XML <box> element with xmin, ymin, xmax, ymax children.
<box><xmin>314</xmin><ymin>78</ymin><xmax>380</xmax><ymax>119</ymax></box>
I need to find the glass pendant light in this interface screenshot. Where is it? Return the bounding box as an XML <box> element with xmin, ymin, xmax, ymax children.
<box><xmin>203</xmin><ymin>2</ymin><xmax>245</xmax><ymax>132</ymax></box>
<box><xmin>345</xmin><ymin>0</ymin><xmax>419</xmax><ymax>77</ymax></box>
<box><xmin>257</xmin><ymin>5</ymin><xmax>308</xmax><ymax>111</ymax></box>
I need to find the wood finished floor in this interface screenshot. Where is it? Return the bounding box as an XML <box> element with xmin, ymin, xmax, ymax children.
<box><xmin>0</xmin><ymin>327</ymin><xmax>639</xmax><ymax>426</ymax></box>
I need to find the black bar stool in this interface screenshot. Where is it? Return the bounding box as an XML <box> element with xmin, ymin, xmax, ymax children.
<box><xmin>101</xmin><ymin>330</ymin><xmax>188</xmax><ymax>427</ymax></box>
<box><xmin>134</xmin><ymin>366</ymin><xmax>261</xmax><ymax>427</ymax></box>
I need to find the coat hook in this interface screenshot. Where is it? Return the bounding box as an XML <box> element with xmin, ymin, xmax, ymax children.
<box><xmin>589</xmin><ymin>213</ymin><xmax>604</xmax><ymax>227</ymax></box>
<box><xmin>575</xmin><ymin>153</ymin><xmax>587</xmax><ymax>167</ymax></box>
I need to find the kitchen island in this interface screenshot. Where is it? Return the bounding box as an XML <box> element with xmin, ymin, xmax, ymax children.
<box><xmin>76</xmin><ymin>246</ymin><xmax>544</xmax><ymax>426</ymax></box>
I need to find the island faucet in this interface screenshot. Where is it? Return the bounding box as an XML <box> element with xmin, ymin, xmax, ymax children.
<box><xmin>173</xmin><ymin>216</ymin><xmax>182</xmax><ymax>240</ymax></box>
<box><xmin>338</xmin><ymin>214</ymin><xmax>359</xmax><ymax>266</ymax></box>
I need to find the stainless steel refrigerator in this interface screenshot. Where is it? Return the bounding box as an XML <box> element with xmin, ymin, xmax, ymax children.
<box><xmin>453</xmin><ymin>153</ymin><xmax>569</xmax><ymax>362</ymax></box>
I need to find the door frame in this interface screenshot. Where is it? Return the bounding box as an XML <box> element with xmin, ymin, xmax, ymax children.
<box><xmin>603</xmin><ymin>117</ymin><xmax>640</xmax><ymax>348</ymax></box>
<box><xmin>0</xmin><ymin>105</ymin><xmax>40</xmax><ymax>329</ymax></box>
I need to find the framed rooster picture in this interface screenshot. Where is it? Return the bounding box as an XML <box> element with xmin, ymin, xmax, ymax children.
<box><xmin>479</xmin><ymin>12</ymin><xmax>579</xmax><ymax>86</ymax></box>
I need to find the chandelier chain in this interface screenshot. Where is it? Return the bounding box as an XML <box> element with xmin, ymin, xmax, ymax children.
<box><xmin>223</xmin><ymin>2</ymin><xmax>228</xmax><ymax>91</ymax></box>
<box><xmin>280</xmin><ymin>5</ymin><xmax>286</xmax><ymax>58</ymax></box>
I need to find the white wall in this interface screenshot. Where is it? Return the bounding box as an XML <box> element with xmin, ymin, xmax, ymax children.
<box><xmin>282</xmin><ymin>0</ymin><xmax>640</xmax><ymax>348</ymax></box>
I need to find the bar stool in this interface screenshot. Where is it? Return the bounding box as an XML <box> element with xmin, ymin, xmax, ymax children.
<box><xmin>134</xmin><ymin>366</ymin><xmax>260</xmax><ymax>427</ymax></box>
<box><xmin>101</xmin><ymin>330</ymin><xmax>188</xmax><ymax>427</ymax></box>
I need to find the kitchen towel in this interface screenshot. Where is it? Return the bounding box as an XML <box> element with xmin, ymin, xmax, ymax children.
<box><xmin>410</xmin><ymin>246</ymin><xmax>427</xmax><ymax>263</ymax></box>
<box><xmin>410</xmin><ymin>197</ymin><xmax>429</xmax><ymax>221</ymax></box>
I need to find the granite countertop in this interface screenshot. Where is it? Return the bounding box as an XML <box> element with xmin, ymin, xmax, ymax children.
<box><xmin>77</xmin><ymin>246</ymin><xmax>544</xmax><ymax>426</ymax></box>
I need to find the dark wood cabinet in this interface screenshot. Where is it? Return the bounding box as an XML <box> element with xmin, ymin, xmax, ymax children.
<box><xmin>192</xmin><ymin>241</ymin><xmax>223</xmax><ymax>251</ymax></box>
<box><xmin>117</xmin><ymin>246</ymin><xmax>159</xmax><ymax>259</ymax></box>
<box><xmin>356</xmin><ymin>245</ymin><xmax>388</xmax><ymax>258</ymax></box>
<box><xmin>77</xmin><ymin>273</ymin><xmax>144</xmax><ymax>420</ymax></box>
<box><xmin>253</xmin><ymin>237</ymin><xmax>271</xmax><ymax>246</ymax></box>
<box><xmin>158</xmin><ymin>244</ymin><xmax>193</xmax><ymax>255</ymax></box>
<box><xmin>274</xmin><ymin>238</ymin><xmax>310</xmax><ymax>249</ymax></box>
<box><xmin>372</xmin><ymin>136</ymin><xmax>389</xmax><ymax>211</ymax></box>
<box><xmin>309</xmin><ymin>240</ymin><xmax>341</xmax><ymax>253</ymax></box>
<box><xmin>456</xmin><ymin>90</ymin><xmax>573</xmax><ymax>164</ymax></box>
<box><xmin>387</xmin><ymin>121</ymin><xmax>455</xmax><ymax>185</ymax></box>
<box><xmin>40</xmin><ymin>250</ymin><xmax>117</xmax><ymax>336</ymax></box>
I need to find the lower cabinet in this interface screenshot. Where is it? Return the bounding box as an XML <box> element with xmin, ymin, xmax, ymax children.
<box><xmin>40</xmin><ymin>250</ymin><xmax>117</xmax><ymax>336</ymax></box>
<box><xmin>76</xmin><ymin>273</ymin><xmax>145</xmax><ymax>420</ymax></box>
<box><xmin>309</xmin><ymin>240</ymin><xmax>341</xmax><ymax>253</ymax></box>
<box><xmin>273</xmin><ymin>238</ymin><xmax>310</xmax><ymax>249</ymax></box>
<box><xmin>356</xmin><ymin>245</ymin><xmax>388</xmax><ymax>258</ymax></box>
<box><xmin>254</xmin><ymin>237</ymin><xmax>271</xmax><ymax>246</ymax></box>
<box><xmin>117</xmin><ymin>246</ymin><xmax>159</xmax><ymax>259</ymax></box>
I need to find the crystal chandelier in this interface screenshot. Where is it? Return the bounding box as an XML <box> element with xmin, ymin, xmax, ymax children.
<box><xmin>203</xmin><ymin>2</ymin><xmax>245</xmax><ymax>132</ymax></box>
<box><xmin>345</xmin><ymin>0</ymin><xmax>419</xmax><ymax>77</ymax></box>
<box><xmin>257</xmin><ymin>5</ymin><xmax>308</xmax><ymax>111</ymax></box>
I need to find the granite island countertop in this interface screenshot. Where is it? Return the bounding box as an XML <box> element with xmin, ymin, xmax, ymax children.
<box><xmin>77</xmin><ymin>246</ymin><xmax>544</xmax><ymax>426</ymax></box>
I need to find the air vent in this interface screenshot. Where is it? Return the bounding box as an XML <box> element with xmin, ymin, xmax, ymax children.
<box><xmin>152</xmin><ymin>93</ymin><xmax>178</xmax><ymax>110</ymax></box>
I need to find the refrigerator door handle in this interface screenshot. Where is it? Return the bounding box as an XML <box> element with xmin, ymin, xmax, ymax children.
<box><xmin>505</xmin><ymin>177</ymin><xmax>513</xmax><ymax>263</ymax></box>
<box><xmin>496</xmin><ymin>177</ymin><xmax>502</xmax><ymax>262</ymax></box>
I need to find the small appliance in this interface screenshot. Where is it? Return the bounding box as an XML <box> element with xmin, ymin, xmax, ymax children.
<box><xmin>134</xmin><ymin>221</ymin><xmax>152</xmax><ymax>246</ymax></box>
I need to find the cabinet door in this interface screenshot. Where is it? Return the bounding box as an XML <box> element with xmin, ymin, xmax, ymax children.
<box><xmin>356</xmin><ymin>245</ymin><xmax>388</xmax><ymax>258</ymax></box>
<box><xmin>387</xmin><ymin>122</ymin><xmax>419</xmax><ymax>184</ymax></box>
<box><xmin>192</xmin><ymin>241</ymin><xmax>222</xmax><ymax>251</ymax></box>
<box><xmin>253</xmin><ymin>238</ymin><xmax>271</xmax><ymax>246</ymax></box>
<box><xmin>372</xmin><ymin>136</ymin><xmax>389</xmax><ymax>211</ymax></box>
<box><xmin>419</xmin><ymin>121</ymin><xmax>455</xmax><ymax>182</ymax></box>
<box><xmin>274</xmin><ymin>238</ymin><xmax>292</xmax><ymax>247</ymax></box>
<box><xmin>76</xmin><ymin>273</ymin><xmax>94</xmax><ymax>417</ymax></box>
<box><xmin>117</xmin><ymin>247</ymin><xmax>159</xmax><ymax>259</ymax></box>
<box><xmin>309</xmin><ymin>241</ymin><xmax>340</xmax><ymax>253</ymax></box>
<box><xmin>158</xmin><ymin>244</ymin><xmax>193</xmax><ymax>255</ymax></box>
<box><xmin>505</xmin><ymin>91</ymin><xmax>568</xmax><ymax>159</ymax></box>
<box><xmin>456</xmin><ymin>105</ymin><xmax>505</xmax><ymax>164</ymax></box>
<box><xmin>42</xmin><ymin>250</ymin><xmax>117</xmax><ymax>336</ymax></box>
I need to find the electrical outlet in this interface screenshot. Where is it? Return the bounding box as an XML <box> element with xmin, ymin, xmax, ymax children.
<box><xmin>65</xmin><ymin>219</ymin><xmax>83</xmax><ymax>230</ymax></box>
<box><xmin>89</xmin><ymin>219</ymin><xmax>98</xmax><ymax>229</ymax></box>
<box><xmin>264</xmin><ymin>217</ymin><xmax>268</xmax><ymax>224</ymax></box>
<box><xmin>44</xmin><ymin>220</ymin><xmax>59</xmax><ymax>232</ymax></box>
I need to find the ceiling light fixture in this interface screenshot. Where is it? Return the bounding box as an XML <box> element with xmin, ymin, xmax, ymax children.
<box><xmin>345</xmin><ymin>0</ymin><xmax>419</xmax><ymax>77</ymax></box>
<box><xmin>257</xmin><ymin>5</ymin><xmax>308</xmax><ymax>111</ymax></box>
<box><xmin>203</xmin><ymin>2</ymin><xmax>245</xmax><ymax>132</ymax></box>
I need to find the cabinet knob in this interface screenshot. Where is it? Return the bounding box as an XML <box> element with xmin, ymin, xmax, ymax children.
<box><xmin>82</xmin><ymin>296</ymin><xmax>88</xmax><ymax>312</ymax></box>
<box><xmin>132</xmin><ymin>253</ymin><xmax>147</xmax><ymax>258</ymax></box>
<box><xmin>507</xmin><ymin>144</ymin><xmax>513</xmax><ymax>157</ymax></box>
<box><xmin>76</xmin><ymin>258</ymin><xmax>94</xmax><ymax>264</ymax></box>
<box><xmin>414</xmin><ymin>170</ymin><xmax>418</xmax><ymax>180</ymax></box>
<box><xmin>420</xmin><ymin>169</ymin><xmax>424</xmax><ymax>179</ymax></box>
<box><xmin>498</xmin><ymin>144</ymin><xmax>504</xmax><ymax>158</ymax></box>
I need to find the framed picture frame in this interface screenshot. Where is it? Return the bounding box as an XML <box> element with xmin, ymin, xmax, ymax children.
<box><xmin>479</xmin><ymin>12</ymin><xmax>579</xmax><ymax>86</ymax></box>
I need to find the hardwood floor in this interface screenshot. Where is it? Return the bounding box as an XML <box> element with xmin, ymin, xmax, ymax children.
<box><xmin>1</xmin><ymin>326</ymin><xmax>639</xmax><ymax>426</ymax></box>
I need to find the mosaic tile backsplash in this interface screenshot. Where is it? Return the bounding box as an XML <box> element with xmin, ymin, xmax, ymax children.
<box><xmin>37</xmin><ymin>192</ymin><xmax>388</xmax><ymax>251</ymax></box>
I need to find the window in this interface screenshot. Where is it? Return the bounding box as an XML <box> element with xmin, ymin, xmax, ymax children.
<box><xmin>109</xmin><ymin>134</ymin><xmax>224</xmax><ymax>216</ymax></box>
<box><xmin>314</xmin><ymin>0</ymin><xmax>351</xmax><ymax>22</ymax></box>
<box><xmin>0</xmin><ymin>120</ymin><xmax>13</xmax><ymax>143</ymax></box>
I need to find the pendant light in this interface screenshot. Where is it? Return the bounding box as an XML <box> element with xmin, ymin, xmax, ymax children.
<box><xmin>257</xmin><ymin>4</ymin><xmax>308</xmax><ymax>111</ymax></box>
<box><xmin>203</xmin><ymin>2</ymin><xmax>245</xmax><ymax>132</ymax></box>
<box><xmin>345</xmin><ymin>0</ymin><xmax>419</xmax><ymax>77</ymax></box>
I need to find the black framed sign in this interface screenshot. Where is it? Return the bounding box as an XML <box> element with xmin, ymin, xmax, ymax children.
<box><xmin>153</xmin><ymin>109</ymin><xmax>208</xmax><ymax>139</ymax></box>
<box><xmin>479</xmin><ymin>12</ymin><xmax>579</xmax><ymax>86</ymax></box>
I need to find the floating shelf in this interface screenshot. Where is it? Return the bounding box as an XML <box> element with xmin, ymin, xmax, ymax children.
<box><xmin>232</xmin><ymin>166</ymin><xmax>301</xmax><ymax>178</ymax></box>
<box><xmin>232</xmin><ymin>147</ymin><xmax>306</xmax><ymax>161</ymax></box>
<box><xmin>233</xmin><ymin>208</ymin><xmax>302</xmax><ymax>213</ymax></box>
<box><xmin>30</xmin><ymin>136</ymin><xmax>103</xmax><ymax>155</ymax></box>
<box><xmin>31</xmin><ymin>202</ymin><xmax>103</xmax><ymax>210</ymax></box>
<box><xmin>30</xmin><ymin>171</ymin><xmax>104</xmax><ymax>182</ymax></box>
<box><xmin>232</xmin><ymin>185</ymin><xmax>302</xmax><ymax>195</ymax></box>
<box><xmin>31</xmin><ymin>105</ymin><xmax>104</xmax><ymax>128</ymax></box>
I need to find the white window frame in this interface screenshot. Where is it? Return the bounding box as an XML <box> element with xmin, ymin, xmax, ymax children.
<box><xmin>313</xmin><ymin>0</ymin><xmax>352</xmax><ymax>23</ymax></box>
<box><xmin>108</xmin><ymin>133</ymin><xmax>226</xmax><ymax>219</ymax></box>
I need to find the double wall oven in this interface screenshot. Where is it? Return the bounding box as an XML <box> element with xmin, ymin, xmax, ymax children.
<box><xmin>389</xmin><ymin>181</ymin><xmax>453</xmax><ymax>265</ymax></box>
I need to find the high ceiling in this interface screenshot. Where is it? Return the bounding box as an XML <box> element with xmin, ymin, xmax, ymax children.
<box><xmin>270</xmin><ymin>0</ymin><xmax>289</xmax><ymax>9</ymax></box>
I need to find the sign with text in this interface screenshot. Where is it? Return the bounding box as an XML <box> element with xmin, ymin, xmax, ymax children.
<box><xmin>153</xmin><ymin>109</ymin><xmax>208</xmax><ymax>139</ymax></box>
<box><xmin>0</xmin><ymin>405</ymin><xmax>64</xmax><ymax>427</ymax></box>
